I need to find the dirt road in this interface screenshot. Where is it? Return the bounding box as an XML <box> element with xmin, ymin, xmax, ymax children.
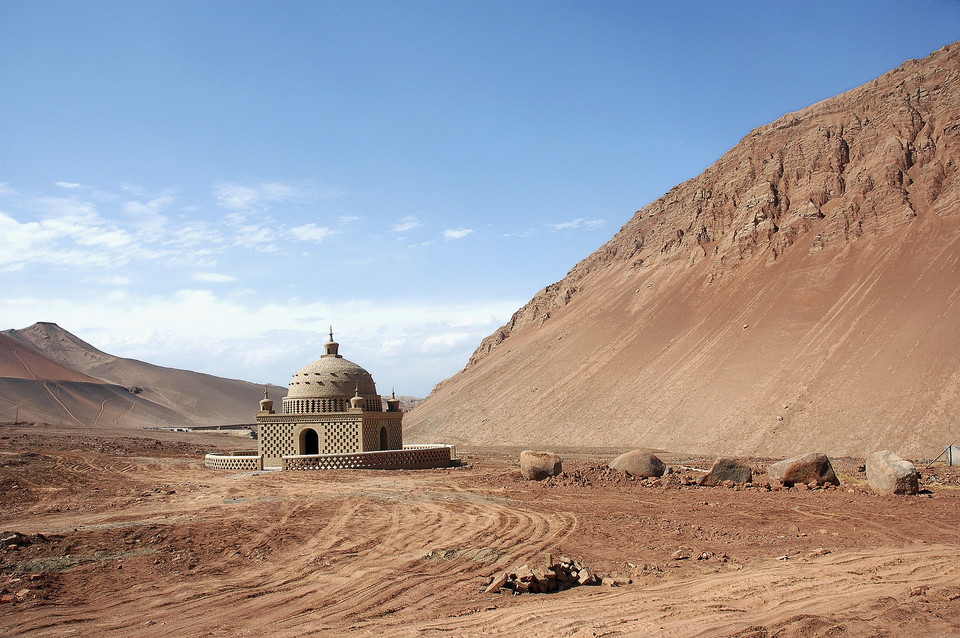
<box><xmin>2</xmin><ymin>426</ymin><xmax>959</xmax><ymax>637</ymax></box>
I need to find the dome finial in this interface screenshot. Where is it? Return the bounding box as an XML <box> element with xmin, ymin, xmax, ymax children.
<box><xmin>349</xmin><ymin>382</ymin><xmax>364</xmax><ymax>410</ymax></box>
<box><xmin>259</xmin><ymin>386</ymin><xmax>275</xmax><ymax>414</ymax></box>
<box><xmin>323</xmin><ymin>326</ymin><xmax>340</xmax><ymax>357</ymax></box>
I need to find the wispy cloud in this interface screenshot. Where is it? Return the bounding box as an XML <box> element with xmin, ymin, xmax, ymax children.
<box><xmin>213</xmin><ymin>180</ymin><xmax>342</xmax><ymax>212</ymax></box>
<box><xmin>214</xmin><ymin>184</ymin><xmax>261</xmax><ymax>211</ymax></box>
<box><xmin>550</xmin><ymin>218</ymin><xmax>605</xmax><ymax>231</ymax></box>
<box><xmin>392</xmin><ymin>216</ymin><xmax>422</xmax><ymax>233</ymax></box>
<box><xmin>443</xmin><ymin>227</ymin><xmax>474</xmax><ymax>240</ymax></box>
<box><xmin>505</xmin><ymin>218</ymin><xmax>606</xmax><ymax>238</ymax></box>
<box><xmin>502</xmin><ymin>228</ymin><xmax>538</xmax><ymax>238</ymax></box>
<box><xmin>0</xmin><ymin>189</ymin><xmax>222</xmax><ymax>271</ymax></box>
<box><xmin>55</xmin><ymin>181</ymin><xmax>83</xmax><ymax>189</ymax></box>
<box><xmin>289</xmin><ymin>223</ymin><xmax>338</xmax><ymax>243</ymax></box>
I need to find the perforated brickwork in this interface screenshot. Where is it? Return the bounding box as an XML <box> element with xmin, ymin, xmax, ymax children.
<box><xmin>259</xmin><ymin>421</ymin><xmax>296</xmax><ymax>464</ymax></box>
<box><xmin>321</xmin><ymin>420</ymin><xmax>361</xmax><ymax>454</ymax></box>
<box><xmin>282</xmin><ymin>445</ymin><xmax>453</xmax><ymax>471</ymax></box>
<box><xmin>204</xmin><ymin>453</ymin><xmax>263</xmax><ymax>471</ymax></box>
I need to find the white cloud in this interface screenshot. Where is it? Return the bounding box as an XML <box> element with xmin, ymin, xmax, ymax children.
<box><xmin>0</xmin><ymin>291</ymin><xmax>521</xmax><ymax>397</ymax></box>
<box><xmin>551</xmin><ymin>218</ymin><xmax>606</xmax><ymax>231</ymax></box>
<box><xmin>289</xmin><ymin>223</ymin><xmax>337</xmax><ymax>243</ymax></box>
<box><xmin>443</xmin><ymin>227</ymin><xmax>474</xmax><ymax>240</ymax></box>
<box><xmin>213</xmin><ymin>180</ymin><xmax>341</xmax><ymax>212</ymax></box>
<box><xmin>339</xmin><ymin>215</ymin><xmax>361</xmax><ymax>225</ymax></box>
<box><xmin>120</xmin><ymin>183</ymin><xmax>147</xmax><ymax>196</ymax></box>
<box><xmin>420</xmin><ymin>331</ymin><xmax>475</xmax><ymax>354</ymax></box>
<box><xmin>232</xmin><ymin>224</ymin><xmax>278</xmax><ymax>252</ymax></box>
<box><xmin>392</xmin><ymin>216</ymin><xmax>422</xmax><ymax>233</ymax></box>
<box><xmin>502</xmin><ymin>228</ymin><xmax>538</xmax><ymax>238</ymax></box>
<box><xmin>0</xmin><ymin>190</ymin><xmax>226</xmax><ymax>271</ymax></box>
<box><xmin>194</xmin><ymin>272</ymin><xmax>237</xmax><ymax>283</ymax></box>
<box><xmin>75</xmin><ymin>227</ymin><xmax>134</xmax><ymax>248</ymax></box>
<box><xmin>55</xmin><ymin>182</ymin><xmax>83</xmax><ymax>189</ymax></box>
<box><xmin>214</xmin><ymin>184</ymin><xmax>260</xmax><ymax>211</ymax></box>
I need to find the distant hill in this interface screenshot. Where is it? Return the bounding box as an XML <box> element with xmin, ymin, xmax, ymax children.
<box><xmin>406</xmin><ymin>42</ymin><xmax>960</xmax><ymax>458</ymax></box>
<box><xmin>1</xmin><ymin>322</ymin><xmax>286</xmax><ymax>429</ymax></box>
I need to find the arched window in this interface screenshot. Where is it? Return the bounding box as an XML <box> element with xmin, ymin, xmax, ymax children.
<box><xmin>379</xmin><ymin>426</ymin><xmax>389</xmax><ymax>451</ymax></box>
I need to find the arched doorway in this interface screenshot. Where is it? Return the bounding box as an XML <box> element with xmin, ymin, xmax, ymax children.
<box><xmin>302</xmin><ymin>428</ymin><xmax>319</xmax><ymax>455</ymax></box>
<box><xmin>379</xmin><ymin>426</ymin><xmax>388</xmax><ymax>451</ymax></box>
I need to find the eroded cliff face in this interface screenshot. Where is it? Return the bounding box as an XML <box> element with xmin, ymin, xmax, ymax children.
<box><xmin>465</xmin><ymin>44</ymin><xmax>959</xmax><ymax>371</ymax></box>
<box><xmin>408</xmin><ymin>42</ymin><xmax>960</xmax><ymax>458</ymax></box>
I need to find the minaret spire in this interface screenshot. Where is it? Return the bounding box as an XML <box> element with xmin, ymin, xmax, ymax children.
<box><xmin>323</xmin><ymin>326</ymin><xmax>340</xmax><ymax>357</ymax></box>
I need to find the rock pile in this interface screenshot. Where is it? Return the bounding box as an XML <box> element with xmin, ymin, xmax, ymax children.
<box><xmin>0</xmin><ymin>531</ymin><xmax>41</xmax><ymax>549</ymax></box>
<box><xmin>484</xmin><ymin>555</ymin><xmax>616</xmax><ymax>595</ymax></box>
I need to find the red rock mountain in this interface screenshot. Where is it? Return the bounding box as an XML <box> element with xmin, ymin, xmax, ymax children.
<box><xmin>1</xmin><ymin>322</ymin><xmax>285</xmax><ymax>428</ymax></box>
<box><xmin>406</xmin><ymin>42</ymin><xmax>960</xmax><ymax>458</ymax></box>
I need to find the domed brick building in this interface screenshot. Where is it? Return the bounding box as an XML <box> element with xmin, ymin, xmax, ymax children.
<box><xmin>246</xmin><ymin>329</ymin><xmax>452</xmax><ymax>471</ymax></box>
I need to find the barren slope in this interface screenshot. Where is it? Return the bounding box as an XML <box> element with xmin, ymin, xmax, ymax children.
<box><xmin>0</xmin><ymin>333</ymin><xmax>100</xmax><ymax>384</ymax></box>
<box><xmin>3</xmin><ymin>428</ymin><xmax>960</xmax><ymax>637</ymax></box>
<box><xmin>407</xmin><ymin>42</ymin><xmax>960</xmax><ymax>458</ymax></box>
<box><xmin>2</xmin><ymin>323</ymin><xmax>285</xmax><ymax>428</ymax></box>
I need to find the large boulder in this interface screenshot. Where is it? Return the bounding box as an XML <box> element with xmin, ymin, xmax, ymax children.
<box><xmin>609</xmin><ymin>450</ymin><xmax>666</xmax><ymax>478</ymax></box>
<box><xmin>768</xmin><ymin>452</ymin><xmax>839</xmax><ymax>487</ymax></box>
<box><xmin>867</xmin><ymin>450</ymin><xmax>919</xmax><ymax>495</ymax></box>
<box><xmin>699</xmin><ymin>457</ymin><xmax>753</xmax><ymax>486</ymax></box>
<box><xmin>519</xmin><ymin>450</ymin><xmax>562</xmax><ymax>481</ymax></box>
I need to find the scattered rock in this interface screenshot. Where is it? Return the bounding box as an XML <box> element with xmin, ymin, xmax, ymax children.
<box><xmin>867</xmin><ymin>450</ymin><xmax>920</xmax><ymax>496</ymax></box>
<box><xmin>0</xmin><ymin>532</ymin><xmax>32</xmax><ymax>549</ymax></box>
<box><xmin>609</xmin><ymin>450</ymin><xmax>667</xmax><ymax>478</ymax></box>
<box><xmin>699</xmin><ymin>457</ymin><xmax>753</xmax><ymax>486</ymax></box>
<box><xmin>484</xmin><ymin>572</ymin><xmax>508</xmax><ymax>594</ymax></box>
<box><xmin>519</xmin><ymin>450</ymin><xmax>562</xmax><ymax>481</ymax></box>
<box><xmin>484</xmin><ymin>556</ymin><xmax>605</xmax><ymax>595</ymax></box>
<box><xmin>768</xmin><ymin>453</ymin><xmax>840</xmax><ymax>487</ymax></box>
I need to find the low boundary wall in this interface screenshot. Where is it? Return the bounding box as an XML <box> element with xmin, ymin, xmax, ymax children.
<box><xmin>204</xmin><ymin>451</ymin><xmax>264</xmax><ymax>471</ymax></box>
<box><xmin>282</xmin><ymin>445</ymin><xmax>455</xmax><ymax>471</ymax></box>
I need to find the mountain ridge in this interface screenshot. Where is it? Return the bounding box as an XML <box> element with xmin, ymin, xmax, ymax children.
<box><xmin>406</xmin><ymin>42</ymin><xmax>960</xmax><ymax>457</ymax></box>
<box><xmin>1</xmin><ymin>322</ymin><xmax>287</xmax><ymax>428</ymax></box>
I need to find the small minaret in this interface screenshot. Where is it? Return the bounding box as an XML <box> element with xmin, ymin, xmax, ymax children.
<box><xmin>258</xmin><ymin>388</ymin><xmax>275</xmax><ymax>415</ymax></box>
<box><xmin>349</xmin><ymin>384</ymin><xmax>364</xmax><ymax>412</ymax></box>
<box><xmin>323</xmin><ymin>326</ymin><xmax>341</xmax><ymax>358</ymax></box>
<box><xmin>386</xmin><ymin>388</ymin><xmax>401</xmax><ymax>412</ymax></box>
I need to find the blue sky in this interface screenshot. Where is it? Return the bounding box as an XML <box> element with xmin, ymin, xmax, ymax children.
<box><xmin>1</xmin><ymin>1</ymin><xmax>958</xmax><ymax>397</ymax></box>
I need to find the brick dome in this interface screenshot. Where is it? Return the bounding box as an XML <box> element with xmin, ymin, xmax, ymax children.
<box><xmin>281</xmin><ymin>329</ymin><xmax>382</xmax><ymax>414</ymax></box>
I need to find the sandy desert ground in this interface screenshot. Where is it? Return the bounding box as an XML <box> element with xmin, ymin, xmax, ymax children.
<box><xmin>2</xmin><ymin>424</ymin><xmax>960</xmax><ymax>637</ymax></box>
